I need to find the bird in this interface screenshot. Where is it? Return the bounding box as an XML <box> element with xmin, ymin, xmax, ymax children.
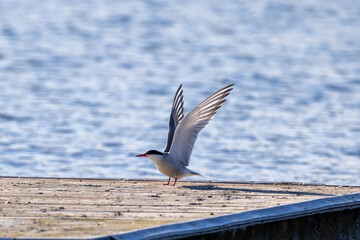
<box><xmin>136</xmin><ymin>83</ymin><xmax>234</xmax><ymax>186</ymax></box>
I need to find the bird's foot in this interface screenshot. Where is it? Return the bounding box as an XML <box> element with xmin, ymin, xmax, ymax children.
<box><xmin>164</xmin><ymin>177</ymin><xmax>171</xmax><ymax>185</ymax></box>
<box><xmin>171</xmin><ymin>178</ymin><xmax>177</xmax><ymax>186</ymax></box>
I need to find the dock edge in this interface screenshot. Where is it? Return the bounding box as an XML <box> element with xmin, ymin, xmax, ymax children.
<box><xmin>93</xmin><ymin>192</ymin><xmax>360</xmax><ymax>240</ymax></box>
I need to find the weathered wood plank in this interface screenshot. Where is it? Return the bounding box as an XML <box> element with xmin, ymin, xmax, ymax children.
<box><xmin>0</xmin><ymin>177</ymin><xmax>359</xmax><ymax>238</ymax></box>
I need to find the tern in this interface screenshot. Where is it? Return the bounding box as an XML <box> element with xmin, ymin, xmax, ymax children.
<box><xmin>137</xmin><ymin>84</ymin><xmax>234</xmax><ymax>186</ymax></box>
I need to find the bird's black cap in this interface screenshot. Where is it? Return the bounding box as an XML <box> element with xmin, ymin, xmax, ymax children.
<box><xmin>145</xmin><ymin>150</ymin><xmax>163</xmax><ymax>155</ymax></box>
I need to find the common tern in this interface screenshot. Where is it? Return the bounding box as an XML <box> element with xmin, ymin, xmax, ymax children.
<box><xmin>137</xmin><ymin>84</ymin><xmax>234</xmax><ymax>186</ymax></box>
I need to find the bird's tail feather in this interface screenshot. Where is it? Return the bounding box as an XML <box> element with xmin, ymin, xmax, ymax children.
<box><xmin>188</xmin><ymin>169</ymin><xmax>212</xmax><ymax>179</ymax></box>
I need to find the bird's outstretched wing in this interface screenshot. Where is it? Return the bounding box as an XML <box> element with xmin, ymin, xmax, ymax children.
<box><xmin>169</xmin><ymin>84</ymin><xmax>234</xmax><ymax>166</ymax></box>
<box><xmin>164</xmin><ymin>84</ymin><xmax>184</xmax><ymax>152</ymax></box>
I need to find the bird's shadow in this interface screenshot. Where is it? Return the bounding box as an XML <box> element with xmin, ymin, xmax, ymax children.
<box><xmin>181</xmin><ymin>185</ymin><xmax>334</xmax><ymax>196</ymax></box>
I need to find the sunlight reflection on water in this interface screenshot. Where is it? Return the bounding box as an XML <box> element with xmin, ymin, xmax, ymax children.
<box><xmin>0</xmin><ymin>0</ymin><xmax>359</xmax><ymax>185</ymax></box>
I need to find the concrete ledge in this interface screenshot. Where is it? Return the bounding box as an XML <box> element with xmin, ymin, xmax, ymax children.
<box><xmin>99</xmin><ymin>193</ymin><xmax>360</xmax><ymax>240</ymax></box>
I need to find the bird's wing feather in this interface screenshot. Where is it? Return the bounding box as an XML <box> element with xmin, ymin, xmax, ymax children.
<box><xmin>164</xmin><ymin>84</ymin><xmax>184</xmax><ymax>152</ymax></box>
<box><xmin>169</xmin><ymin>84</ymin><xmax>234</xmax><ymax>166</ymax></box>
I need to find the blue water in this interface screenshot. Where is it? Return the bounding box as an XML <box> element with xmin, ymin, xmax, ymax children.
<box><xmin>0</xmin><ymin>0</ymin><xmax>359</xmax><ymax>185</ymax></box>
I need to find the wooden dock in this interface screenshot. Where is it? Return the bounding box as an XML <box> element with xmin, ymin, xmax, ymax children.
<box><xmin>0</xmin><ymin>177</ymin><xmax>359</xmax><ymax>239</ymax></box>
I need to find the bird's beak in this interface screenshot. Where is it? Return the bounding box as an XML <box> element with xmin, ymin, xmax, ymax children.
<box><xmin>136</xmin><ymin>154</ymin><xmax>147</xmax><ymax>157</ymax></box>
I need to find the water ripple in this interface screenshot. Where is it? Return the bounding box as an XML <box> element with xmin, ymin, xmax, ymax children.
<box><xmin>0</xmin><ymin>0</ymin><xmax>359</xmax><ymax>185</ymax></box>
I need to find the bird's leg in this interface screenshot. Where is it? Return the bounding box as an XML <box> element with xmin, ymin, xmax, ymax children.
<box><xmin>163</xmin><ymin>177</ymin><xmax>171</xmax><ymax>185</ymax></box>
<box><xmin>171</xmin><ymin>178</ymin><xmax>177</xmax><ymax>186</ymax></box>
